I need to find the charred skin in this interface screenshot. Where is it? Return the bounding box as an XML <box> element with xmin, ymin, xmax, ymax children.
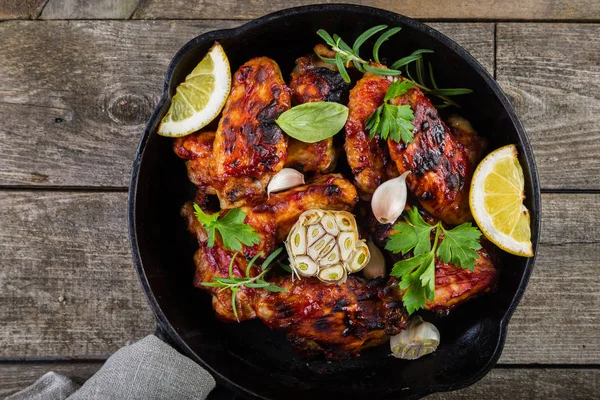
<box><xmin>173</xmin><ymin>131</ymin><xmax>216</xmax><ymax>194</ymax></box>
<box><xmin>387</xmin><ymin>80</ymin><xmax>476</xmax><ymax>225</ymax></box>
<box><xmin>210</xmin><ymin>57</ymin><xmax>291</xmax><ymax>209</ymax></box>
<box><xmin>286</xmin><ymin>55</ymin><xmax>349</xmax><ymax>173</ymax></box>
<box><xmin>253</xmin><ymin>276</ymin><xmax>408</xmax><ymax>359</ymax></box>
<box><xmin>345</xmin><ymin>71</ymin><xmax>398</xmax><ymax>199</ymax></box>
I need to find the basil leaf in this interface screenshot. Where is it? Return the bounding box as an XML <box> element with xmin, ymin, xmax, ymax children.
<box><xmin>276</xmin><ymin>102</ymin><xmax>349</xmax><ymax>143</ymax></box>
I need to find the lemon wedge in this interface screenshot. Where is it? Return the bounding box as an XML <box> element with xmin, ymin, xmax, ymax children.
<box><xmin>470</xmin><ymin>144</ymin><xmax>534</xmax><ymax>257</ymax></box>
<box><xmin>158</xmin><ymin>42</ymin><xmax>231</xmax><ymax>137</ymax></box>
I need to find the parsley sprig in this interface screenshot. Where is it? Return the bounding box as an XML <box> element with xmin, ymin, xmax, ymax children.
<box><xmin>366</xmin><ymin>80</ymin><xmax>416</xmax><ymax>143</ymax></box>
<box><xmin>193</xmin><ymin>204</ymin><xmax>261</xmax><ymax>251</ymax></box>
<box><xmin>200</xmin><ymin>248</ymin><xmax>288</xmax><ymax>321</ymax></box>
<box><xmin>385</xmin><ymin>207</ymin><xmax>483</xmax><ymax>314</ymax></box>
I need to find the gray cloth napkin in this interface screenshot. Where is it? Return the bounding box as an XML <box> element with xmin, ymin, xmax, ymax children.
<box><xmin>6</xmin><ymin>335</ymin><xmax>216</xmax><ymax>400</ymax></box>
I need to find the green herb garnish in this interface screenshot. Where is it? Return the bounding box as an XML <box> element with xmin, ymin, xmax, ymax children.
<box><xmin>366</xmin><ymin>80</ymin><xmax>416</xmax><ymax>143</ymax></box>
<box><xmin>405</xmin><ymin>59</ymin><xmax>473</xmax><ymax>108</ymax></box>
<box><xmin>193</xmin><ymin>204</ymin><xmax>261</xmax><ymax>251</ymax></box>
<box><xmin>385</xmin><ymin>207</ymin><xmax>483</xmax><ymax>314</ymax></box>
<box><xmin>275</xmin><ymin>101</ymin><xmax>349</xmax><ymax>143</ymax></box>
<box><xmin>316</xmin><ymin>26</ymin><xmax>403</xmax><ymax>82</ymax></box>
<box><xmin>201</xmin><ymin>248</ymin><xmax>288</xmax><ymax>321</ymax></box>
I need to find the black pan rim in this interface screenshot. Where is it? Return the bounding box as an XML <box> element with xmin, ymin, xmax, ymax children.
<box><xmin>128</xmin><ymin>4</ymin><xmax>541</xmax><ymax>399</ymax></box>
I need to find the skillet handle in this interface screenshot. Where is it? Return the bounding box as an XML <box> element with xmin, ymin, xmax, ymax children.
<box><xmin>153</xmin><ymin>320</ymin><xmax>240</xmax><ymax>400</ymax></box>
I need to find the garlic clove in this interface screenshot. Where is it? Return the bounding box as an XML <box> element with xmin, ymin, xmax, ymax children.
<box><xmin>347</xmin><ymin>241</ymin><xmax>370</xmax><ymax>273</ymax></box>
<box><xmin>267</xmin><ymin>168</ymin><xmax>305</xmax><ymax>197</ymax></box>
<box><xmin>318</xmin><ymin>264</ymin><xmax>347</xmax><ymax>284</ymax></box>
<box><xmin>371</xmin><ymin>171</ymin><xmax>410</xmax><ymax>224</ymax></box>
<box><xmin>299</xmin><ymin>209</ymin><xmax>324</xmax><ymax>225</ymax></box>
<box><xmin>363</xmin><ymin>238</ymin><xmax>386</xmax><ymax>279</ymax></box>
<box><xmin>338</xmin><ymin>231</ymin><xmax>358</xmax><ymax>261</ymax></box>
<box><xmin>335</xmin><ymin>211</ymin><xmax>357</xmax><ymax>232</ymax></box>
<box><xmin>321</xmin><ymin>213</ymin><xmax>340</xmax><ymax>236</ymax></box>
<box><xmin>320</xmin><ymin>245</ymin><xmax>341</xmax><ymax>266</ymax></box>
<box><xmin>293</xmin><ymin>255</ymin><xmax>319</xmax><ymax>277</ymax></box>
<box><xmin>308</xmin><ymin>234</ymin><xmax>335</xmax><ymax>260</ymax></box>
<box><xmin>307</xmin><ymin>224</ymin><xmax>327</xmax><ymax>246</ymax></box>
<box><xmin>288</xmin><ymin>225</ymin><xmax>307</xmax><ymax>256</ymax></box>
<box><xmin>390</xmin><ymin>315</ymin><xmax>440</xmax><ymax>360</ymax></box>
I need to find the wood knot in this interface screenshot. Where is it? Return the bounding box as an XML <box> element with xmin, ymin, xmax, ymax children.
<box><xmin>107</xmin><ymin>93</ymin><xmax>153</xmax><ymax>125</ymax></box>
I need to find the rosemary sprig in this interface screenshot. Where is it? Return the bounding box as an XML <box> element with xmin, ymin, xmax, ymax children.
<box><xmin>405</xmin><ymin>60</ymin><xmax>473</xmax><ymax>108</ymax></box>
<box><xmin>200</xmin><ymin>248</ymin><xmax>288</xmax><ymax>322</ymax></box>
<box><xmin>316</xmin><ymin>26</ymin><xmax>403</xmax><ymax>82</ymax></box>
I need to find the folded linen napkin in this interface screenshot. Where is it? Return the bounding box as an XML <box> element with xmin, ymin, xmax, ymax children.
<box><xmin>6</xmin><ymin>335</ymin><xmax>216</xmax><ymax>400</ymax></box>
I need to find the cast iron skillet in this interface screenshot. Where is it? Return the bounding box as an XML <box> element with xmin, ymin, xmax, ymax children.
<box><xmin>129</xmin><ymin>4</ymin><xmax>540</xmax><ymax>399</ymax></box>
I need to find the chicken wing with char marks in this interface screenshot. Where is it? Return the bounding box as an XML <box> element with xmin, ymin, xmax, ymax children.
<box><xmin>173</xmin><ymin>131</ymin><xmax>216</xmax><ymax>194</ymax></box>
<box><xmin>373</xmin><ymin>207</ymin><xmax>497</xmax><ymax>313</ymax></box>
<box><xmin>345</xmin><ymin>70</ymin><xmax>398</xmax><ymax>199</ymax></box>
<box><xmin>286</xmin><ymin>54</ymin><xmax>349</xmax><ymax>173</ymax></box>
<box><xmin>254</xmin><ymin>276</ymin><xmax>407</xmax><ymax>359</ymax></box>
<box><xmin>210</xmin><ymin>57</ymin><xmax>291</xmax><ymax>209</ymax></box>
<box><xmin>387</xmin><ymin>79</ymin><xmax>485</xmax><ymax>225</ymax></box>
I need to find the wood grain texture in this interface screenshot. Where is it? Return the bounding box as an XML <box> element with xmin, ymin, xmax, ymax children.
<box><xmin>133</xmin><ymin>0</ymin><xmax>600</xmax><ymax>21</ymax></box>
<box><xmin>0</xmin><ymin>192</ymin><xmax>154</xmax><ymax>357</ymax></box>
<box><xmin>0</xmin><ymin>363</ymin><xmax>598</xmax><ymax>399</ymax></box>
<box><xmin>40</xmin><ymin>0</ymin><xmax>138</xmax><ymax>19</ymax></box>
<box><xmin>0</xmin><ymin>192</ymin><xmax>598</xmax><ymax>363</ymax></box>
<box><xmin>497</xmin><ymin>23</ymin><xmax>600</xmax><ymax>190</ymax></box>
<box><xmin>0</xmin><ymin>0</ymin><xmax>46</xmax><ymax>19</ymax></box>
<box><xmin>0</xmin><ymin>21</ymin><xmax>491</xmax><ymax>187</ymax></box>
<box><xmin>0</xmin><ymin>362</ymin><xmax>102</xmax><ymax>398</ymax></box>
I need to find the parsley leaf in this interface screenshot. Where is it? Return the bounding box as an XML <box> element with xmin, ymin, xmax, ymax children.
<box><xmin>366</xmin><ymin>80</ymin><xmax>416</xmax><ymax>143</ymax></box>
<box><xmin>387</xmin><ymin>206</ymin><xmax>483</xmax><ymax>314</ymax></box>
<box><xmin>193</xmin><ymin>204</ymin><xmax>261</xmax><ymax>251</ymax></box>
<box><xmin>437</xmin><ymin>223</ymin><xmax>482</xmax><ymax>271</ymax></box>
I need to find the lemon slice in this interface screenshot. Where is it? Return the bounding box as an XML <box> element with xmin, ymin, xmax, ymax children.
<box><xmin>470</xmin><ymin>144</ymin><xmax>534</xmax><ymax>257</ymax></box>
<box><xmin>158</xmin><ymin>42</ymin><xmax>231</xmax><ymax>137</ymax></box>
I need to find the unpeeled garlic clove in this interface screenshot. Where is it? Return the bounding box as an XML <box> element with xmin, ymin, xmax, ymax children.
<box><xmin>363</xmin><ymin>238</ymin><xmax>386</xmax><ymax>279</ymax></box>
<box><xmin>267</xmin><ymin>168</ymin><xmax>305</xmax><ymax>197</ymax></box>
<box><xmin>371</xmin><ymin>171</ymin><xmax>410</xmax><ymax>224</ymax></box>
<box><xmin>390</xmin><ymin>315</ymin><xmax>440</xmax><ymax>360</ymax></box>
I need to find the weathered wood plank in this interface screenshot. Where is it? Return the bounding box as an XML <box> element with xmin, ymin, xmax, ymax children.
<box><xmin>133</xmin><ymin>0</ymin><xmax>600</xmax><ymax>21</ymax></box>
<box><xmin>40</xmin><ymin>0</ymin><xmax>139</xmax><ymax>19</ymax></box>
<box><xmin>0</xmin><ymin>21</ymin><xmax>492</xmax><ymax>187</ymax></box>
<box><xmin>0</xmin><ymin>362</ymin><xmax>102</xmax><ymax>398</ymax></box>
<box><xmin>0</xmin><ymin>0</ymin><xmax>46</xmax><ymax>19</ymax></box>
<box><xmin>497</xmin><ymin>23</ymin><xmax>600</xmax><ymax>190</ymax></box>
<box><xmin>0</xmin><ymin>192</ymin><xmax>598</xmax><ymax>363</ymax></box>
<box><xmin>0</xmin><ymin>192</ymin><xmax>154</xmax><ymax>357</ymax></box>
<box><xmin>1</xmin><ymin>362</ymin><xmax>598</xmax><ymax>399</ymax></box>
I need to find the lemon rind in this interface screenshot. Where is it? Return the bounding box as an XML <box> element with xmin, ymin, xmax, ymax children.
<box><xmin>158</xmin><ymin>43</ymin><xmax>231</xmax><ymax>137</ymax></box>
<box><xmin>470</xmin><ymin>144</ymin><xmax>534</xmax><ymax>257</ymax></box>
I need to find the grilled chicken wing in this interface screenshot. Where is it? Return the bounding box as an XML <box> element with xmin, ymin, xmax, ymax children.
<box><xmin>285</xmin><ymin>55</ymin><xmax>348</xmax><ymax>173</ymax></box>
<box><xmin>173</xmin><ymin>131</ymin><xmax>216</xmax><ymax>194</ymax></box>
<box><xmin>425</xmin><ymin>249</ymin><xmax>496</xmax><ymax>312</ymax></box>
<box><xmin>387</xmin><ymin>80</ymin><xmax>478</xmax><ymax>225</ymax></box>
<box><xmin>373</xmin><ymin>209</ymin><xmax>497</xmax><ymax>313</ymax></box>
<box><xmin>345</xmin><ymin>71</ymin><xmax>398</xmax><ymax>198</ymax></box>
<box><xmin>254</xmin><ymin>276</ymin><xmax>407</xmax><ymax>359</ymax></box>
<box><xmin>210</xmin><ymin>57</ymin><xmax>291</xmax><ymax>209</ymax></box>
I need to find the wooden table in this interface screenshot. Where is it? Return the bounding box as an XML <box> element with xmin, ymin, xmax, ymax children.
<box><xmin>1</xmin><ymin>1</ymin><xmax>599</xmax><ymax>398</ymax></box>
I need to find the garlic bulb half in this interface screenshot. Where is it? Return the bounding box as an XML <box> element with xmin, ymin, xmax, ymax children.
<box><xmin>286</xmin><ymin>209</ymin><xmax>370</xmax><ymax>284</ymax></box>
<box><xmin>371</xmin><ymin>171</ymin><xmax>410</xmax><ymax>224</ymax></box>
<box><xmin>390</xmin><ymin>315</ymin><xmax>440</xmax><ymax>360</ymax></box>
<box><xmin>267</xmin><ymin>168</ymin><xmax>305</xmax><ymax>197</ymax></box>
